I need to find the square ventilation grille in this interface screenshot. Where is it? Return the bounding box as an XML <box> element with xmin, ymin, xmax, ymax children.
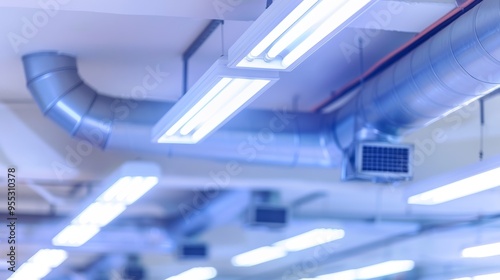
<box><xmin>343</xmin><ymin>142</ymin><xmax>413</xmax><ymax>182</ymax></box>
<box><xmin>359</xmin><ymin>144</ymin><xmax>410</xmax><ymax>174</ymax></box>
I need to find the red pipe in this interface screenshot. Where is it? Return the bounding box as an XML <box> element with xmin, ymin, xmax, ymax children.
<box><xmin>312</xmin><ymin>0</ymin><xmax>479</xmax><ymax>113</ymax></box>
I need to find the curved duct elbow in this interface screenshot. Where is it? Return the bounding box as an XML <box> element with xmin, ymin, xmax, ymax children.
<box><xmin>25</xmin><ymin>53</ymin><xmax>108</xmax><ymax>148</ymax></box>
<box><xmin>22</xmin><ymin>52</ymin><xmax>340</xmax><ymax>167</ymax></box>
<box><xmin>334</xmin><ymin>0</ymin><xmax>500</xmax><ymax>147</ymax></box>
<box><xmin>23</xmin><ymin>53</ymin><xmax>172</xmax><ymax>149</ymax></box>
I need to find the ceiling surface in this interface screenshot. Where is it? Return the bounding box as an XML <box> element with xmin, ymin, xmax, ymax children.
<box><xmin>2</xmin><ymin>0</ymin><xmax>500</xmax><ymax>280</ymax></box>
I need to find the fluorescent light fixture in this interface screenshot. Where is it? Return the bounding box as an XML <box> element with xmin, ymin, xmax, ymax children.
<box><xmin>72</xmin><ymin>202</ymin><xmax>126</xmax><ymax>226</ymax></box>
<box><xmin>407</xmin><ymin>155</ymin><xmax>500</xmax><ymax>205</ymax></box>
<box><xmin>14</xmin><ymin>263</ymin><xmax>51</xmax><ymax>279</ymax></box>
<box><xmin>53</xmin><ymin>224</ymin><xmax>100</xmax><ymax>247</ymax></box>
<box><xmin>152</xmin><ymin>59</ymin><xmax>278</xmax><ymax>144</ymax></box>
<box><xmin>317</xmin><ymin>269</ymin><xmax>356</xmax><ymax>280</ymax></box>
<box><xmin>232</xmin><ymin>246</ymin><xmax>287</xmax><ymax>267</ymax></box>
<box><xmin>98</xmin><ymin>176</ymin><xmax>159</xmax><ymax>205</ymax></box>
<box><xmin>452</xmin><ymin>273</ymin><xmax>500</xmax><ymax>280</ymax></box>
<box><xmin>52</xmin><ymin>162</ymin><xmax>160</xmax><ymax>247</ymax></box>
<box><xmin>462</xmin><ymin>242</ymin><xmax>500</xmax><ymax>258</ymax></box>
<box><xmin>408</xmin><ymin>167</ymin><xmax>500</xmax><ymax>205</ymax></box>
<box><xmin>231</xmin><ymin>228</ymin><xmax>344</xmax><ymax>267</ymax></box>
<box><xmin>28</xmin><ymin>249</ymin><xmax>68</xmax><ymax>268</ymax></box>
<box><xmin>355</xmin><ymin>260</ymin><xmax>415</xmax><ymax>279</ymax></box>
<box><xmin>165</xmin><ymin>267</ymin><xmax>217</xmax><ymax>280</ymax></box>
<box><xmin>474</xmin><ymin>273</ymin><xmax>500</xmax><ymax>280</ymax></box>
<box><xmin>274</xmin><ymin>228</ymin><xmax>345</xmax><ymax>251</ymax></box>
<box><xmin>8</xmin><ymin>249</ymin><xmax>67</xmax><ymax>280</ymax></box>
<box><xmin>313</xmin><ymin>260</ymin><xmax>415</xmax><ymax>280</ymax></box>
<box><xmin>228</xmin><ymin>0</ymin><xmax>377</xmax><ymax>71</ymax></box>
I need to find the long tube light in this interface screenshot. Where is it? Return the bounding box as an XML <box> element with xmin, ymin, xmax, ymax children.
<box><xmin>152</xmin><ymin>59</ymin><xmax>278</xmax><ymax>144</ymax></box>
<box><xmin>475</xmin><ymin>274</ymin><xmax>500</xmax><ymax>280</ymax></box>
<box><xmin>165</xmin><ymin>267</ymin><xmax>217</xmax><ymax>280</ymax></box>
<box><xmin>52</xmin><ymin>162</ymin><xmax>160</xmax><ymax>247</ymax></box>
<box><xmin>462</xmin><ymin>242</ymin><xmax>500</xmax><ymax>258</ymax></box>
<box><xmin>355</xmin><ymin>260</ymin><xmax>415</xmax><ymax>279</ymax></box>
<box><xmin>302</xmin><ymin>260</ymin><xmax>415</xmax><ymax>280</ymax></box>
<box><xmin>317</xmin><ymin>270</ymin><xmax>357</xmax><ymax>280</ymax></box>
<box><xmin>273</xmin><ymin>228</ymin><xmax>345</xmax><ymax>252</ymax></box>
<box><xmin>8</xmin><ymin>249</ymin><xmax>67</xmax><ymax>280</ymax></box>
<box><xmin>228</xmin><ymin>0</ymin><xmax>377</xmax><ymax>71</ymax></box>
<box><xmin>452</xmin><ymin>273</ymin><xmax>500</xmax><ymax>280</ymax></box>
<box><xmin>97</xmin><ymin>176</ymin><xmax>159</xmax><ymax>205</ymax></box>
<box><xmin>407</xmin><ymin>155</ymin><xmax>500</xmax><ymax>205</ymax></box>
<box><xmin>232</xmin><ymin>228</ymin><xmax>344</xmax><ymax>267</ymax></box>
<box><xmin>73</xmin><ymin>202</ymin><xmax>126</xmax><ymax>226</ymax></box>
<box><xmin>52</xmin><ymin>224</ymin><xmax>101</xmax><ymax>247</ymax></box>
<box><xmin>231</xmin><ymin>246</ymin><xmax>287</xmax><ymax>267</ymax></box>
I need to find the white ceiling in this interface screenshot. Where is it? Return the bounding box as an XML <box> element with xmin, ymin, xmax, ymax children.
<box><xmin>2</xmin><ymin>0</ymin><xmax>500</xmax><ymax>279</ymax></box>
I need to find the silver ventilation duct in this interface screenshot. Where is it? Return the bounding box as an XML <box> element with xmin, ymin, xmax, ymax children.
<box><xmin>334</xmin><ymin>0</ymin><xmax>500</xmax><ymax>148</ymax></box>
<box><xmin>22</xmin><ymin>0</ymin><xmax>500</xmax><ymax>167</ymax></box>
<box><xmin>22</xmin><ymin>52</ymin><xmax>340</xmax><ymax>167</ymax></box>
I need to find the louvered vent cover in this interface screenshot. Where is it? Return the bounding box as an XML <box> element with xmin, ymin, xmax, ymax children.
<box><xmin>343</xmin><ymin>142</ymin><xmax>413</xmax><ymax>182</ymax></box>
<box><xmin>359</xmin><ymin>145</ymin><xmax>410</xmax><ymax>173</ymax></box>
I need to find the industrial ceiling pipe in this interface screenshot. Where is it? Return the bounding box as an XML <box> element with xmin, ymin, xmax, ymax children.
<box><xmin>333</xmin><ymin>0</ymin><xmax>500</xmax><ymax>148</ymax></box>
<box><xmin>313</xmin><ymin>0</ymin><xmax>481</xmax><ymax>112</ymax></box>
<box><xmin>22</xmin><ymin>52</ymin><xmax>339</xmax><ymax>167</ymax></box>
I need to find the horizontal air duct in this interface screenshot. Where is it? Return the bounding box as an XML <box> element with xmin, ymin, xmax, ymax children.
<box><xmin>333</xmin><ymin>0</ymin><xmax>500</xmax><ymax>148</ymax></box>
<box><xmin>22</xmin><ymin>52</ymin><xmax>340</xmax><ymax>167</ymax></box>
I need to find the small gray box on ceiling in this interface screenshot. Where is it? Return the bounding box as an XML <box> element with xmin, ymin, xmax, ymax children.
<box><xmin>342</xmin><ymin>142</ymin><xmax>414</xmax><ymax>183</ymax></box>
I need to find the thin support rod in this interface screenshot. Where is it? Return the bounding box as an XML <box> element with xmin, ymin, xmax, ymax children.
<box><xmin>182</xmin><ymin>20</ymin><xmax>224</xmax><ymax>95</ymax></box>
<box><xmin>479</xmin><ymin>98</ymin><xmax>485</xmax><ymax>161</ymax></box>
<box><xmin>182</xmin><ymin>59</ymin><xmax>188</xmax><ymax>96</ymax></box>
<box><xmin>220</xmin><ymin>20</ymin><xmax>225</xmax><ymax>57</ymax></box>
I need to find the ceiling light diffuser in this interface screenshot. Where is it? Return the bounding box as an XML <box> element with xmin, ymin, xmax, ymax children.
<box><xmin>7</xmin><ymin>249</ymin><xmax>67</xmax><ymax>280</ymax></box>
<box><xmin>312</xmin><ymin>260</ymin><xmax>415</xmax><ymax>280</ymax></box>
<box><xmin>474</xmin><ymin>273</ymin><xmax>500</xmax><ymax>280</ymax></box>
<box><xmin>452</xmin><ymin>273</ymin><xmax>500</xmax><ymax>280</ymax></box>
<box><xmin>317</xmin><ymin>269</ymin><xmax>357</xmax><ymax>280</ymax></box>
<box><xmin>231</xmin><ymin>246</ymin><xmax>287</xmax><ymax>267</ymax></box>
<box><xmin>52</xmin><ymin>224</ymin><xmax>100</xmax><ymax>247</ymax></box>
<box><xmin>72</xmin><ymin>202</ymin><xmax>126</xmax><ymax>227</ymax></box>
<box><xmin>165</xmin><ymin>267</ymin><xmax>217</xmax><ymax>280</ymax></box>
<box><xmin>462</xmin><ymin>242</ymin><xmax>500</xmax><ymax>258</ymax></box>
<box><xmin>98</xmin><ymin>176</ymin><xmax>159</xmax><ymax>205</ymax></box>
<box><xmin>152</xmin><ymin>58</ymin><xmax>278</xmax><ymax>144</ymax></box>
<box><xmin>355</xmin><ymin>260</ymin><xmax>415</xmax><ymax>279</ymax></box>
<box><xmin>28</xmin><ymin>249</ymin><xmax>68</xmax><ymax>268</ymax></box>
<box><xmin>52</xmin><ymin>161</ymin><xmax>160</xmax><ymax>247</ymax></box>
<box><xmin>228</xmin><ymin>0</ymin><xmax>377</xmax><ymax>71</ymax></box>
<box><xmin>407</xmin><ymin>155</ymin><xmax>500</xmax><ymax>205</ymax></box>
<box><xmin>12</xmin><ymin>263</ymin><xmax>51</xmax><ymax>279</ymax></box>
<box><xmin>274</xmin><ymin>228</ymin><xmax>345</xmax><ymax>251</ymax></box>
